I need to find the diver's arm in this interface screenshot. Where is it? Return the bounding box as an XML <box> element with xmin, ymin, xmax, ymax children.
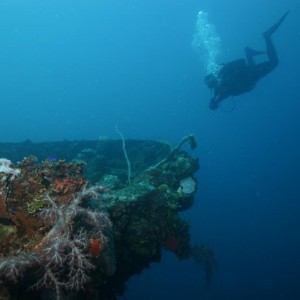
<box><xmin>209</xmin><ymin>93</ymin><xmax>221</xmax><ymax>110</ymax></box>
<box><xmin>212</xmin><ymin>90</ymin><xmax>228</xmax><ymax>104</ymax></box>
<box><xmin>209</xmin><ymin>91</ymin><xmax>229</xmax><ymax>110</ymax></box>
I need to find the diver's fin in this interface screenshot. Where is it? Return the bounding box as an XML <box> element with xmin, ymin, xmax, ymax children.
<box><xmin>263</xmin><ymin>10</ymin><xmax>290</xmax><ymax>38</ymax></box>
<box><xmin>245</xmin><ymin>47</ymin><xmax>265</xmax><ymax>56</ymax></box>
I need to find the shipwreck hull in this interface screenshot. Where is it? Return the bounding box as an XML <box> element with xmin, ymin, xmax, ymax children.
<box><xmin>0</xmin><ymin>138</ymin><xmax>199</xmax><ymax>299</ymax></box>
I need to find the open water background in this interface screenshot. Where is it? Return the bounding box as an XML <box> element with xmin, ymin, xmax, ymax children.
<box><xmin>0</xmin><ymin>1</ymin><xmax>299</xmax><ymax>299</ymax></box>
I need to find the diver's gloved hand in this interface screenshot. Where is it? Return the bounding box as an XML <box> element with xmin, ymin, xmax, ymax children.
<box><xmin>209</xmin><ymin>99</ymin><xmax>219</xmax><ymax>110</ymax></box>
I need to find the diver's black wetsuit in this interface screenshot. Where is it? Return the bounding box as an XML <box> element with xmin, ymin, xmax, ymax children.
<box><xmin>247</xmin><ymin>32</ymin><xmax>278</xmax><ymax>81</ymax></box>
<box><xmin>206</xmin><ymin>11</ymin><xmax>289</xmax><ymax>110</ymax></box>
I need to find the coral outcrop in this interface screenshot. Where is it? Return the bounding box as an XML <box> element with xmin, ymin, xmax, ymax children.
<box><xmin>0</xmin><ymin>137</ymin><xmax>199</xmax><ymax>299</ymax></box>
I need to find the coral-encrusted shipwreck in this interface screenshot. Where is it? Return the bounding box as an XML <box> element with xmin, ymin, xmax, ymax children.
<box><xmin>0</xmin><ymin>136</ymin><xmax>199</xmax><ymax>299</ymax></box>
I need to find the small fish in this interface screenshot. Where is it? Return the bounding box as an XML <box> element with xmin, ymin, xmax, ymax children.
<box><xmin>47</xmin><ymin>155</ymin><xmax>58</xmax><ymax>162</ymax></box>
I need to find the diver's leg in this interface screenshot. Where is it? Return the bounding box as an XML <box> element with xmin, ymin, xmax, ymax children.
<box><xmin>265</xmin><ymin>35</ymin><xmax>278</xmax><ymax>66</ymax></box>
<box><xmin>245</xmin><ymin>47</ymin><xmax>265</xmax><ymax>65</ymax></box>
<box><xmin>253</xmin><ymin>11</ymin><xmax>289</xmax><ymax>80</ymax></box>
<box><xmin>245</xmin><ymin>47</ymin><xmax>255</xmax><ymax>65</ymax></box>
<box><xmin>262</xmin><ymin>11</ymin><xmax>289</xmax><ymax>66</ymax></box>
<box><xmin>253</xmin><ymin>35</ymin><xmax>278</xmax><ymax>80</ymax></box>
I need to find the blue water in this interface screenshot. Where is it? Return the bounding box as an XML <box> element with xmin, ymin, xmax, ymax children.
<box><xmin>1</xmin><ymin>0</ymin><xmax>300</xmax><ymax>299</ymax></box>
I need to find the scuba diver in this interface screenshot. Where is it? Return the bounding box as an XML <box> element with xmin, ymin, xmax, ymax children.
<box><xmin>204</xmin><ymin>11</ymin><xmax>289</xmax><ymax>110</ymax></box>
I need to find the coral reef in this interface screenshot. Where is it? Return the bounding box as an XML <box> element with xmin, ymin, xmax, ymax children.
<box><xmin>0</xmin><ymin>137</ymin><xmax>200</xmax><ymax>299</ymax></box>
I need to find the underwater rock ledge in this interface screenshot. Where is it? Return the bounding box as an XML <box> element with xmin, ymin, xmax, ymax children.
<box><xmin>0</xmin><ymin>137</ymin><xmax>200</xmax><ymax>300</ymax></box>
